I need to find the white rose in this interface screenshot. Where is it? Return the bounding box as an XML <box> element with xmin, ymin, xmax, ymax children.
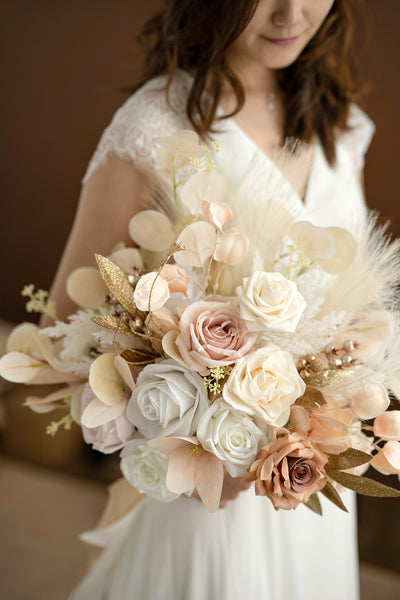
<box><xmin>197</xmin><ymin>398</ymin><xmax>267</xmax><ymax>477</ymax></box>
<box><xmin>120</xmin><ymin>439</ymin><xmax>179</xmax><ymax>502</ymax></box>
<box><xmin>236</xmin><ymin>271</ymin><xmax>306</xmax><ymax>332</ymax></box>
<box><xmin>223</xmin><ymin>346</ymin><xmax>306</xmax><ymax>427</ymax></box>
<box><xmin>127</xmin><ymin>359</ymin><xmax>209</xmax><ymax>439</ymax></box>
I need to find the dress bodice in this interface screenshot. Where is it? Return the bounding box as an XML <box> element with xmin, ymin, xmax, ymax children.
<box><xmin>83</xmin><ymin>70</ymin><xmax>374</xmax><ymax>239</ymax></box>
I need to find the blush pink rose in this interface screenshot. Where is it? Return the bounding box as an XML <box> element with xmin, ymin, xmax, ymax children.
<box><xmin>175</xmin><ymin>301</ymin><xmax>256</xmax><ymax>375</ymax></box>
<box><xmin>80</xmin><ymin>385</ymin><xmax>136</xmax><ymax>454</ymax></box>
<box><xmin>244</xmin><ymin>432</ymin><xmax>328</xmax><ymax>510</ymax></box>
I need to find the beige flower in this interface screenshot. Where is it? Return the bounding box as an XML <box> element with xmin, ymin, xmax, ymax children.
<box><xmin>223</xmin><ymin>346</ymin><xmax>305</xmax><ymax>427</ymax></box>
<box><xmin>244</xmin><ymin>432</ymin><xmax>328</xmax><ymax>510</ymax></box>
<box><xmin>133</xmin><ymin>272</ymin><xmax>170</xmax><ymax>311</ymax></box>
<box><xmin>236</xmin><ymin>271</ymin><xmax>306</xmax><ymax>332</ymax></box>
<box><xmin>370</xmin><ymin>441</ymin><xmax>400</xmax><ymax>475</ymax></box>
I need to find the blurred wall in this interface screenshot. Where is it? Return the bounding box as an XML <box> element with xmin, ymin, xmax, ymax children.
<box><xmin>1</xmin><ymin>0</ymin><xmax>399</xmax><ymax>573</ymax></box>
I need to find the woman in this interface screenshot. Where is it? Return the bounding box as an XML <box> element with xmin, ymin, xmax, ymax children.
<box><xmin>62</xmin><ymin>1</ymin><xmax>373</xmax><ymax>598</ymax></box>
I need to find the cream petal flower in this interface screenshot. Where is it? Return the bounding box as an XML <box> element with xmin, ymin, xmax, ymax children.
<box><xmin>6</xmin><ymin>322</ymin><xmax>52</xmax><ymax>358</ymax></box>
<box><xmin>128</xmin><ymin>210</ymin><xmax>174</xmax><ymax>251</ymax></box>
<box><xmin>88</xmin><ymin>353</ymin><xmax>124</xmax><ymax>407</ymax></box>
<box><xmin>108</xmin><ymin>247</ymin><xmax>144</xmax><ymax>273</ymax></box>
<box><xmin>373</xmin><ymin>411</ymin><xmax>400</xmax><ymax>441</ymax></box>
<box><xmin>181</xmin><ymin>171</ymin><xmax>226</xmax><ymax>215</ymax></box>
<box><xmin>289</xmin><ymin>221</ymin><xmax>335</xmax><ymax>260</ymax></box>
<box><xmin>66</xmin><ymin>266</ymin><xmax>108</xmax><ymax>308</ymax></box>
<box><xmin>370</xmin><ymin>441</ymin><xmax>400</xmax><ymax>475</ymax></box>
<box><xmin>133</xmin><ymin>272</ymin><xmax>170</xmax><ymax>311</ymax></box>
<box><xmin>161</xmin><ymin>264</ymin><xmax>188</xmax><ymax>293</ymax></box>
<box><xmin>154</xmin><ymin>130</ymin><xmax>205</xmax><ymax>171</ymax></box>
<box><xmin>318</xmin><ymin>227</ymin><xmax>358</xmax><ymax>273</ymax></box>
<box><xmin>174</xmin><ymin>221</ymin><xmax>217</xmax><ymax>267</ymax></box>
<box><xmin>349</xmin><ymin>383</ymin><xmax>390</xmax><ymax>420</ymax></box>
<box><xmin>214</xmin><ymin>231</ymin><xmax>249</xmax><ymax>264</ymax></box>
<box><xmin>201</xmin><ymin>201</ymin><xmax>233</xmax><ymax>231</ymax></box>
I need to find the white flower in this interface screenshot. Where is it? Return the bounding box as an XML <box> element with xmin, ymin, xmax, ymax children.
<box><xmin>120</xmin><ymin>439</ymin><xmax>179</xmax><ymax>502</ymax></box>
<box><xmin>197</xmin><ymin>398</ymin><xmax>267</xmax><ymax>477</ymax></box>
<box><xmin>223</xmin><ymin>346</ymin><xmax>306</xmax><ymax>427</ymax></box>
<box><xmin>126</xmin><ymin>359</ymin><xmax>209</xmax><ymax>439</ymax></box>
<box><xmin>236</xmin><ymin>271</ymin><xmax>306</xmax><ymax>332</ymax></box>
<box><xmin>133</xmin><ymin>272</ymin><xmax>170</xmax><ymax>311</ymax></box>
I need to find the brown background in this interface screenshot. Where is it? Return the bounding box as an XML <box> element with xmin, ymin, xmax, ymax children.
<box><xmin>0</xmin><ymin>0</ymin><xmax>399</xmax><ymax>574</ymax></box>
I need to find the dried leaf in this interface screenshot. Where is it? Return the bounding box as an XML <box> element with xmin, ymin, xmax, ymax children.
<box><xmin>303</xmin><ymin>493</ymin><xmax>323</xmax><ymax>515</ymax></box>
<box><xmin>320</xmin><ymin>482</ymin><xmax>348</xmax><ymax>513</ymax></box>
<box><xmin>120</xmin><ymin>348</ymin><xmax>159</xmax><ymax>366</ymax></box>
<box><xmin>91</xmin><ymin>315</ymin><xmax>136</xmax><ymax>338</ymax></box>
<box><xmin>295</xmin><ymin>389</ymin><xmax>326</xmax><ymax>409</ymax></box>
<box><xmin>326</xmin><ymin>448</ymin><xmax>372</xmax><ymax>471</ymax></box>
<box><xmin>95</xmin><ymin>254</ymin><xmax>136</xmax><ymax>314</ymax></box>
<box><xmin>326</xmin><ymin>469</ymin><xmax>400</xmax><ymax>497</ymax></box>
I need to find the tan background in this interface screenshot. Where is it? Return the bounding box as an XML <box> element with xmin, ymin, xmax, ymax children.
<box><xmin>0</xmin><ymin>0</ymin><xmax>399</xmax><ymax>578</ymax></box>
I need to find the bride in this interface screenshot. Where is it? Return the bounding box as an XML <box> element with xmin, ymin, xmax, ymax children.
<box><xmin>46</xmin><ymin>1</ymin><xmax>374</xmax><ymax>598</ymax></box>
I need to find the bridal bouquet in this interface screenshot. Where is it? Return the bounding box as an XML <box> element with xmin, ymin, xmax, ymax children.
<box><xmin>2</xmin><ymin>131</ymin><xmax>400</xmax><ymax>514</ymax></box>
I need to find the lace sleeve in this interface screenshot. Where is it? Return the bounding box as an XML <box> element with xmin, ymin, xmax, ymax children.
<box><xmin>339</xmin><ymin>104</ymin><xmax>376</xmax><ymax>173</ymax></box>
<box><xmin>82</xmin><ymin>73</ymin><xmax>191</xmax><ymax>184</ymax></box>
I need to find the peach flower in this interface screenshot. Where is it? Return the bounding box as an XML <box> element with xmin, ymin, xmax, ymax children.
<box><xmin>310</xmin><ymin>402</ymin><xmax>354</xmax><ymax>454</ymax></box>
<box><xmin>373</xmin><ymin>411</ymin><xmax>400</xmax><ymax>441</ymax></box>
<box><xmin>370</xmin><ymin>441</ymin><xmax>400</xmax><ymax>475</ymax></box>
<box><xmin>244</xmin><ymin>432</ymin><xmax>328</xmax><ymax>510</ymax></box>
<box><xmin>175</xmin><ymin>301</ymin><xmax>256</xmax><ymax>375</ymax></box>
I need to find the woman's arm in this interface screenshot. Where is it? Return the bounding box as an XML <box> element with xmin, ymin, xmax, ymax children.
<box><xmin>40</xmin><ymin>156</ymin><xmax>150</xmax><ymax>326</ymax></box>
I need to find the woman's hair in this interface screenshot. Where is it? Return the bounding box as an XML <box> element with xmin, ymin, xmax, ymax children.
<box><xmin>136</xmin><ymin>0</ymin><xmax>362</xmax><ymax>165</ymax></box>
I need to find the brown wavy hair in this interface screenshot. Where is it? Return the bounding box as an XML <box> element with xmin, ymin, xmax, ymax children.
<box><xmin>136</xmin><ymin>0</ymin><xmax>362</xmax><ymax>165</ymax></box>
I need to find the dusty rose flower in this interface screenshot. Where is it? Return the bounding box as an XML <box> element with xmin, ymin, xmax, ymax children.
<box><xmin>80</xmin><ymin>385</ymin><xmax>136</xmax><ymax>454</ymax></box>
<box><xmin>244</xmin><ymin>432</ymin><xmax>328</xmax><ymax>510</ymax></box>
<box><xmin>175</xmin><ymin>301</ymin><xmax>256</xmax><ymax>375</ymax></box>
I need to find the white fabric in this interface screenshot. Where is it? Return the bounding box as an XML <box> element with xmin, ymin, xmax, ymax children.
<box><xmin>72</xmin><ymin>70</ymin><xmax>374</xmax><ymax>600</ymax></box>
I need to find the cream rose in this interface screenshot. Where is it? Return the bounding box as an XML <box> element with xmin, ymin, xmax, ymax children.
<box><xmin>223</xmin><ymin>346</ymin><xmax>306</xmax><ymax>427</ymax></box>
<box><xmin>127</xmin><ymin>359</ymin><xmax>209</xmax><ymax>439</ymax></box>
<box><xmin>120</xmin><ymin>439</ymin><xmax>180</xmax><ymax>502</ymax></box>
<box><xmin>197</xmin><ymin>398</ymin><xmax>267</xmax><ymax>477</ymax></box>
<box><xmin>236</xmin><ymin>271</ymin><xmax>306</xmax><ymax>332</ymax></box>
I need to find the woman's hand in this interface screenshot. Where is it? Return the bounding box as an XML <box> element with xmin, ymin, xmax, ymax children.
<box><xmin>191</xmin><ymin>471</ymin><xmax>251</xmax><ymax>509</ymax></box>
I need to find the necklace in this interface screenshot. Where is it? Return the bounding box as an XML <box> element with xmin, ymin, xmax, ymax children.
<box><xmin>267</xmin><ymin>92</ymin><xmax>276</xmax><ymax>112</ymax></box>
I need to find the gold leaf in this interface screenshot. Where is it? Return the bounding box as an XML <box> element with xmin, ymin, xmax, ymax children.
<box><xmin>91</xmin><ymin>315</ymin><xmax>136</xmax><ymax>338</ymax></box>
<box><xmin>306</xmin><ymin>368</ymin><xmax>357</xmax><ymax>388</ymax></box>
<box><xmin>320</xmin><ymin>482</ymin><xmax>348</xmax><ymax>513</ymax></box>
<box><xmin>326</xmin><ymin>448</ymin><xmax>372</xmax><ymax>471</ymax></box>
<box><xmin>303</xmin><ymin>493</ymin><xmax>323</xmax><ymax>516</ymax></box>
<box><xmin>95</xmin><ymin>254</ymin><xmax>136</xmax><ymax>314</ymax></box>
<box><xmin>295</xmin><ymin>389</ymin><xmax>326</xmax><ymax>409</ymax></box>
<box><xmin>326</xmin><ymin>469</ymin><xmax>400</xmax><ymax>497</ymax></box>
<box><xmin>120</xmin><ymin>348</ymin><xmax>159</xmax><ymax>366</ymax></box>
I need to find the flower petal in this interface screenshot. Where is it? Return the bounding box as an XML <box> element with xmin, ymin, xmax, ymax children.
<box><xmin>180</xmin><ymin>171</ymin><xmax>226</xmax><ymax>214</ymax></box>
<box><xmin>214</xmin><ymin>231</ymin><xmax>249</xmax><ymax>264</ymax></box>
<box><xmin>114</xmin><ymin>355</ymin><xmax>136</xmax><ymax>392</ymax></box>
<box><xmin>89</xmin><ymin>353</ymin><xmax>124</xmax><ymax>406</ymax></box>
<box><xmin>129</xmin><ymin>210</ymin><xmax>174</xmax><ymax>251</ymax></box>
<box><xmin>81</xmin><ymin>396</ymin><xmax>127</xmax><ymax>428</ymax></box>
<box><xmin>161</xmin><ymin>330</ymin><xmax>187</xmax><ymax>367</ymax></box>
<box><xmin>6</xmin><ymin>323</ymin><xmax>53</xmax><ymax>358</ymax></box>
<box><xmin>194</xmin><ymin>452</ymin><xmax>224</xmax><ymax>512</ymax></box>
<box><xmin>174</xmin><ymin>222</ymin><xmax>217</xmax><ymax>267</ymax></box>
<box><xmin>166</xmin><ymin>445</ymin><xmax>198</xmax><ymax>493</ymax></box>
<box><xmin>201</xmin><ymin>201</ymin><xmax>232</xmax><ymax>231</ymax></box>
<box><xmin>318</xmin><ymin>227</ymin><xmax>357</xmax><ymax>273</ymax></box>
<box><xmin>66</xmin><ymin>266</ymin><xmax>108</xmax><ymax>308</ymax></box>
<box><xmin>108</xmin><ymin>248</ymin><xmax>144</xmax><ymax>273</ymax></box>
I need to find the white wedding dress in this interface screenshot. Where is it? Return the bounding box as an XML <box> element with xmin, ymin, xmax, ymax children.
<box><xmin>70</xmin><ymin>70</ymin><xmax>375</xmax><ymax>600</ymax></box>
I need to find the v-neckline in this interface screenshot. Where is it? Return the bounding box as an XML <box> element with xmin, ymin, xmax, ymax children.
<box><xmin>176</xmin><ymin>69</ymin><xmax>318</xmax><ymax>209</ymax></box>
<box><xmin>218</xmin><ymin>110</ymin><xmax>319</xmax><ymax>209</ymax></box>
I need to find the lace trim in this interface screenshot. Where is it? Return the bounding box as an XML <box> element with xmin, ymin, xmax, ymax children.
<box><xmin>82</xmin><ymin>72</ymin><xmax>192</xmax><ymax>183</ymax></box>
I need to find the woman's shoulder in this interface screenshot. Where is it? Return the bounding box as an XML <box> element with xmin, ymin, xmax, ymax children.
<box><xmin>336</xmin><ymin>104</ymin><xmax>375</xmax><ymax>172</ymax></box>
<box><xmin>83</xmin><ymin>71</ymin><xmax>192</xmax><ymax>183</ymax></box>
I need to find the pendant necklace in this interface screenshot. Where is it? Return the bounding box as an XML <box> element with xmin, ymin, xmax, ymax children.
<box><xmin>267</xmin><ymin>92</ymin><xmax>276</xmax><ymax>112</ymax></box>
